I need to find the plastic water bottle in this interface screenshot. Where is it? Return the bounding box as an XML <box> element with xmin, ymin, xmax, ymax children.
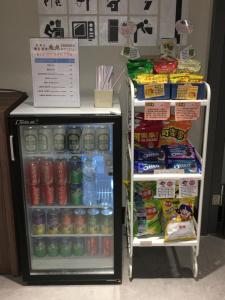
<box><xmin>82</xmin><ymin>158</ymin><xmax>96</xmax><ymax>206</ymax></box>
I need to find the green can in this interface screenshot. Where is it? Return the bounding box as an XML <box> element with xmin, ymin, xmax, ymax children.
<box><xmin>70</xmin><ymin>184</ymin><xmax>83</xmax><ymax>205</ymax></box>
<box><xmin>33</xmin><ymin>238</ymin><xmax>46</xmax><ymax>257</ymax></box>
<box><xmin>69</xmin><ymin>156</ymin><xmax>82</xmax><ymax>184</ymax></box>
<box><xmin>73</xmin><ymin>238</ymin><xmax>85</xmax><ymax>256</ymax></box>
<box><xmin>60</xmin><ymin>238</ymin><xmax>72</xmax><ymax>257</ymax></box>
<box><xmin>47</xmin><ymin>238</ymin><xmax>59</xmax><ymax>257</ymax></box>
<box><xmin>87</xmin><ymin>209</ymin><xmax>100</xmax><ymax>234</ymax></box>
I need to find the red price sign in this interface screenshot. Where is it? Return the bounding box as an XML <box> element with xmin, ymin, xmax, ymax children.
<box><xmin>144</xmin><ymin>102</ymin><xmax>170</xmax><ymax>121</ymax></box>
<box><xmin>175</xmin><ymin>102</ymin><xmax>201</xmax><ymax>121</ymax></box>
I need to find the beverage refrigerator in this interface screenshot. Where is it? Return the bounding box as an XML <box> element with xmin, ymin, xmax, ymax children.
<box><xmin>8</xmin><ymin>97</ymin><xmax>122</xmax><ymax>285</ymax></box>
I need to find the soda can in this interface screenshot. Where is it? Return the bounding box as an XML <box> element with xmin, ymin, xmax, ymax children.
<box><xmin>96</xmin><ymin>126</ymin><xmax>110</xmax><ymax>152</ymax></box>
<box><xmin>86</xmin><ymin>237</ymin><xmax>98</xmax><ymax>256</ymax></box>
<box><xmin>41</xmin><ymin>184</ymin><xmax>54</xmax><ymax>205</ymax></box>
<box><xmin>61</xmin><ymin>209</ymin><xmax>73</xmax><ymax>234</ymax></box>
<box><xmin>47</xmin><ymin>209</ymin><xmax>60</xmax><ymax>234</ymax></box>
<box><xmin>53</xmin><ymin>126</ymin><xmax>66</xmax><ymax>152</ymax></box>
<box><xmin>30</xmin><ymin>185</ymin><xmax>41</xmax><ymax>206</ymax></box>
<box><xmin>32</xmin><ymin>209</ymin><xmax>45</xmax><ymax>235</ymax></box>
<box><xmin>87</xmin><ymin>209</ymin><xmax>100</xmax><ymax>234</ymax></box>
<box><xmin>38</xmin><ymin>126</ymin><xmax>53</xmax><ymax>153</ymax></box>
<box><xmin>73</xmin><ymin>238</ymin><xmax>85</xmax><ymax>256</ymax></box>
<box><xmin>33</xmin><ymin>238</ymin><xmax>46</xmax><ymax>257</ymax></box>
<box><xmin>56</xmin><ymin>184</ymin><xmax>68</xmax><ymax>205</ymax></box>
<box><xmin>47</xmin><ymin>238</ymin><xmax>59</xmax><ymax>257</ymax></box>
<box><xmin>70</xmin><ymin>184</ymin><xmax>82</xmax><ymax>205</ymax></box>
<box><xmin>27</xmin><ymin>159</ymin><xmax>40</xmax><ymax>185</ymax></box>
<box><xmin>23</xmin><ymin>126</ymin><xmax>38</xmax><ymax>154</ymax></box>
<box><xmin>67</xmin><ymin>127</ymin><xmax>82</xmax><ymax>153</ymax></box>
<box><xmin>74</xmin><ymin>209</ymin><xmax>87</xmax><ymax>234</ymax></box>
<box><xmin>69</xmin><ymin>156</ymin><xmax>82</xmax><ymax>184</ymax></box>
<box><xmin>100</xmin><ymin>209</ymin><xmax>113</xmax><ymax>234</ymax></box>
<box><xmin>82</xmin><ymin>126</ymin><xmax>95</xmax><ymax>152</ymax></box>
<box><xmin>54</xmin><ymin>159</ymin><xmax>68</xmax><ymax>185</ymax></box>
<box><xmin>101</xmin><ymin>237</ymin><xmax>113</xmax><ymax>257</ymax></box>
<box><xmin>40</xmin><ymin>159</ymin><xmax>54</xmax><ymax>185</ymax></box>
<box><xmin>60</xmin><ymin>238</ymin><xmax>72</xmax><ymax>257</ymax></box>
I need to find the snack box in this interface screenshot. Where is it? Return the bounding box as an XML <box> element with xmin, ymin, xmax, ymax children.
<box><xmin>134</xmin><ymin>82</ymin><xmax>171</xmax><ymax>100</ymax></box>
<box><xmin>171</xmin><ymin>83</ymin><xmax>206</xmax><ymax>100</ymax></box>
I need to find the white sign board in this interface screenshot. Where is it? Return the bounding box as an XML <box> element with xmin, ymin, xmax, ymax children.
<box><xmin>30</xmin><ymin>38</ymin><xmax>80</xmax><ymax>107</ymax></box>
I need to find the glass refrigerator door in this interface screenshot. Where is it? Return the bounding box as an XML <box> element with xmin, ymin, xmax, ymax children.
<box><xmin>19</xmin><ymin>123</ymin><xmax>114</xmax><ymax>275</ymax></box>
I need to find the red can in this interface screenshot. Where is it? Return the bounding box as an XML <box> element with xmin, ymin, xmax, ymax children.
<box><xmin>101</xmin><ymin>237</ymin><xmax>112</xmax><ymax>257</ymax></box>
<box><xmin>40</xmin><ymin>159</ymin><xmax>54</xmax><ymax>185</ymax></box>
<box><xmin>27</xmin><ymin>159</ymin><xmax>40</xmax><ymax>185</ymax></box>
<box><xmin>54</xmin><ymin>159</ymin><xmax>67</xmax><ymax>185</ymax></box>
<box><xmin>30</xmin><ymin>185</ymin><xmax>41</xmax><ymax>205</ymax></box>
<box><xmin>56</xmin><ymin>184</ymin><xmax>68</xmax><ymax>205</ymax></box>
<box><xmin>86</xmin><ymin>237</ymin><xmax>98</xmax><ymax>256</ymax></box>
<box><xmin>41</xmin><ymin>184</ymin><xmax>54</xmax><ymax>205</ymax></box>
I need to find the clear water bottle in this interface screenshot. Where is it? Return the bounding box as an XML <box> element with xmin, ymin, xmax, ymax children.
<box><xmin>82</xmin><ymin>158</ymin><xmax>96</xmax><ymax>206</ymax></box>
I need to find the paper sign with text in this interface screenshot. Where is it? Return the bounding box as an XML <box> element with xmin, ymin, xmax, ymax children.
<box><xmin>144</xmin><ymin>102</ymin><xmax>170</xmax><ymax>120</ymax></box>
<box><xmin>156</xmin><ymin>179</ymin><xmax>176</xmax><ymax>198</ymax></box>
<box><xmin>175</xmin><ymin>102</ymin><xmax>200</xmax><ymax>121</ymax></box>
<box><xmin>179</xmin><ymin>179</ymin><xmax>198</xmax><ymax>198</ymax></box>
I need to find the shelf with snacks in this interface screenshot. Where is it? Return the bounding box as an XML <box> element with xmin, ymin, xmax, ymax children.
<box><xmin>126</xmin><ymin>58</ymin><xmax>211</xmax><ymax>280</ymax></box>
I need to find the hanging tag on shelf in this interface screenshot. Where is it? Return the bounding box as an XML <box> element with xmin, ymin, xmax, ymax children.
<box><xmin>179</xmin><ymin>179</ymin><xmax>198</xmax><ymax>198</ymax></box>
<box><xmin>175</xmin><ymin>102</ymin><xmax>201</xmax><ymax>121</ymax></box>
<box><xmin>144</xmin><ymin>102</ymin><xmax>170</xmax><ymax>121</ymax></box>
<box><xmin>156</xmin><ymin>179</ymin><xmax>176</xmax><ymax>198</ymax></box>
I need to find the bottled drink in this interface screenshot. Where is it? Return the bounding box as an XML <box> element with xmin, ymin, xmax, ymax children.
<box><xmin>73</xmin><ymin>238</ymin><xmax>85</xmax><ymax>256</ymax></box>
<box><xmin>54</xmin><ymin>159</ymin><xmax>68</xmax><ymax>185</ymax></box>
<box><xmin>23</xmin><ymin>127</ymin><xmax>38</xmax><ymax>154</ymax></box>
<box><xmin>53</xmin><ymin>126</ymin><xmax>66</xmax><ymax>152</ymax></box>
<box><xmin>96</xmin><ymin>126</ymin><xmax>110</xmax><ymax>152</ymax></box>
<box><xmin>70</xmin><ymin>184</ymin><xmax>82</xmax><ymax>205</ymax></box>
<box><xmin>82</xmin><ymin>126</ymin><xmax>95</xmax><ymax>152</ymax></box>
<box><xmin>32</xmin><ymin>209</ymin><xmax>45</xmax><ymax>235</ymax></box>
<box><xmin>47</xmin><ymin>209</ymin><xmax>60</xmax><ymax>234</ymax></box>
<box><xmin>47</xmin><ymin>238</ymin><xmax>59</xmax><ymax>257</ymax></box>
<box><xmin>33</xmin><ymin>238</ymin><xmax>46</xmax><ymax>257</ymax></box>
<box><xmin>67</xmin><ymin>127</ymin><xmax>82</xmax><ymax>153</ymax></box>
<box><xmin>82</xmin><ymin>158</ymin><xmax>96</xmax><ymax>206</ymax></box>
<box><xmin>87</xmin><ymin>209</ymin><xmax>100</xmax><ymax>234</ymax></box>
<box><xmin>40</xmin><ymin>159</ymin><xmax>54</xmax><ymax>185</ymax></box>
<box><xmin>38</xmin><ymin>126</ymin><xmax>53</xmax><ymax>153</ymax></box>
<box><xmin>74</xmin><ymin>209</ymin><xmax>87</xmax><ymax>234</ymax></box>
<box><xmin>60</xmin><ymin>238</ymin><xmax>72</xmax><ymax>257</ymax></box>
<box><xmin>61</xmin><ymin>209</ymin><xmax>73</xmax><ymax>234</ymax></box>
<box><xmin>69</xmin><ymin>156</ymin><xmax>82</xmax><ymax>184</ymax></box>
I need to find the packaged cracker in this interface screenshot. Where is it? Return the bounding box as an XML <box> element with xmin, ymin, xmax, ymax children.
<box><xmin>162</xmin><ymin>144</ymin><xmax>196</xmax><ymax>160</ymax></box>
<box><xmin>134</xmin><ymin>148</ymin><xmax>165</xmax><ymax>161</ymax></box>
<box><xmin>164</xmin><ymin>220</ymin><xmax>196</xmax><ymax>242</ymax></box>
<box><xmin>127</xmin><ymin>58</ymin><xmax>154</xmax><ymax>80</ymax></box>
<box><xmin>135</xmin><ymin>74</ymin><xmax>168</xmax><ymax>85</ymax></box>
<box><xmin>154</xmin><ymin>58</ymin><xmax>178</xmax><ymax>74</ymax></box>
<box><xmin>134</xmin><ymin>160</ymin><xmax>165</xmax><ymax>174</ymax></box>
<box><xmin>177</xmin><ymin>59</ymin><xmax>201</xmax><ymax>73</ymax></box>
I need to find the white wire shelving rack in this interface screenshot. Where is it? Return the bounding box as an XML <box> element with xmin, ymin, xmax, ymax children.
<box><xmin>126</xmin><ymin>78</ymin><xmax>211</xmax><ymax>280</ymax></box>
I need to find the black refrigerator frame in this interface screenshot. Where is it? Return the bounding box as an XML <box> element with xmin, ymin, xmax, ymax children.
<box><xmin>9</xmin><ymin>114</ymin><xmax>122</xmax><ymax>285</ymax></box>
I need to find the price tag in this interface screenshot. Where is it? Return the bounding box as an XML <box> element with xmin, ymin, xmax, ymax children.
<box><xmin>175</xmin><ymin>102</ymin><xmax>201</xmax><ymax>121</ymax></box>
<box><xmin>144</xmin><ymin>84</ymin><xmax>165</xmax><ymax>98</ymax></box>
<box><xmin>156</xmin><ymin>179</ymin><xmax>176</xmax><ymax>198</ymax></box>
<box><xmin>144</xmin><ymin>102</ymin><xmax>170</xmax><ymax>121</ymax></box>
<box><xmin>176</xmin><ymin>85</ymin><xmax>198</xmax><ymax>100</ymax></box>
<box><xmin>179</xmin><ymin>179</ymin><xmax>198</xmax><ymax>198</ymax></box>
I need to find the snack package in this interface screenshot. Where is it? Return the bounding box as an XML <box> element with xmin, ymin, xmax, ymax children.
<box><xmin>134</xmin><ymin>161</ymin><xmax>165</xmax><ymax>174</ymax></box>
<box><xmin>153</xmin><ymin>58</ymin><xmax>178</xmax><ymax>74</ymax></box>
<box><xmin>135</xmin><ymin>74</ymin><xmax>168</xmax><ymax>85</ymax></box>
<box><xmin>134</xmin><ymin>148</ymin><xmax>165</xmax><ymax>161</ymax></box>
<box><xmin>177</xmin><ymin>59</ymin><xmax>202</xmax><ymax>73</ymax></box>
<box><xmin>164</xmin><ymin>220</ymin><xmax>196</xmax><ymax>242</ymax></box>
<box><xmin>159</xmin><ymin>118</ymin><xmax>192</xmax><ymax>146</ymax></box>
<box><xmin>163</xmin><ymin>144</ymin><xmax>196</xmax><ymax>160</ymax></box>
<box><xmin>167</xmin><ymin>159</ymin><xmax>198</xmax><ymax>173</ymax></box>
<box><xmin>127</xmin><ymin>58</ymin><xmax>154</xmax><ymax>80</ymax></box>
<box><xmin>169</xmin><ymin>73</ymin><xmax>204</xmax><ymax>84</ymax></box>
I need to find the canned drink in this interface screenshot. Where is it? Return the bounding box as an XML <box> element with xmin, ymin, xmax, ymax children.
<box><xmin>40</xmin><ymin>159</ymin><xmax>54</xmax><ymax>185</ymax></box>
<box><xmin>32</xmin><ymin>209</ymin><xmax>45</xmax><ymax>235</ymax></box>
<box><xmin>30</xmin><ymin>185</ymin><xmax>41</xmax><ymax>206</ymax></box>
<box><xmin>38</xmin><ymin>126</ymin><xmax>53</xmax><ymax>153</ymax></box>
<box><xmin>60</xmin><ymin>238</ymin><xmax>72</xmax><ymax>257</ymax></box>
<box><xmin>74</xmin><ymin>209</ymin><xmax>87</xmax><ymax>234</ymax></box>
<box><xmin>73</xmin><ymin>238</ymin><xmax>85</xmax><ymax>256</ymax></box>
<box><xmin>53</xmin><ymin>126</ymin><xmax>66</xmax><ymax>152</ymax></box>
<box><xmin>87</xmin><ymin>209</ymin><xmax>100</xmax><ymax>234</ymax></box>
<box><xmin>54</xmin><ymin>159</ymin><xmax>67</xmax><ymax>185</ymax></box>
<box><xmin>69</xmin><ymin>156</ymin><xmax>82</xmax><ymax>184</ymax></box>
<box><xmin>27</xmin><ymin>159</ymin><xmax>40</xmax><ymax>185</ymax></box>
<box><xmin>101</xmin><ymin>209</ymin><xmax>113</xmax><ymax>234</ymax></box>
<box><xmin>41</xmin><ymin>184</ymin><xmax>54</xmax><ymax>205</ymax></box>
<box><xmin>61</xmin><ymin>209</ymin><xmax>73</xmax><ymax>234</ymax></box>
<box><xmin>70</xmin><ymin>184</ymin><xmax>82</xmax><ymax>205</ymax></box>
<box><xmin>101</xmin><ymin>237</ymin><xmax>113</xmax><ymax>257</ymax></box>
<box><xmin>86</xmin><ymin>237</ymin><xmax>98</xmax><ymax>256</ymax></box>
<box><xmin>56</xmin><ymin>184</ymin><xmax>68</xmax><ymax>205</ymax></box>
<box><xmin>47</xmin><ymin>238</ymin><xmax>59</xmax><ymax>257</ymax></box>
<box><xmin>23</xmin><ymin>126</ymin><xmax>38</xmax><ymax>154</ymax></box>
<box><xmin>67</xmin><ymin>127</ymin><xmax>82</xmax><ymax>153</ymax></box>
<box><xmin>82</xmin><ymin>126</ymin><xmax>95</xmax><ymax>152</ymax></box>
<box><xmin>47</xmin><ymin>209</ymin><xmax>60</xmax><ymax>234</ymax></box>
<box><xmin>33</xmin><ymin>238</ymin><xmax>46</xmax><ymax>257</ymax></box>
<box><xmin>96</xmin><ymin>126</ymin><xmax>110</xmax><ymax>152</ymax></box>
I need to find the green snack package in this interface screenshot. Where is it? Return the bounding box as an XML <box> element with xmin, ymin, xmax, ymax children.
<box><xmin>127</xmin><ymin>58</ymin><xmax>154</xmax><ymax>80</ymax></box>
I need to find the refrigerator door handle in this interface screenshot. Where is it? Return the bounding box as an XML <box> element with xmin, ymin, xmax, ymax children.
<box><xmin>9</xmin><ymin>135</ymin><xmax>15</xmax><ymax>161</ymax></box>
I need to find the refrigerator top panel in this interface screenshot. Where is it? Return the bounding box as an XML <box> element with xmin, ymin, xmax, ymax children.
<box><xmin>10</xmin><ymin>95</ymin><xmax>121</xmax><ymax>116</ymax></box>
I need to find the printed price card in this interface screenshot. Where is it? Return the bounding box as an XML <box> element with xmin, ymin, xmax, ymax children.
<box><xmin>156</xmin><ymin>179</ymin><xmax>176</xmax><ymax>198</ymax></box>
<box><xmin>179</xmin><ymin>179</ymin><xmax>198</xmax><ymax>198</ymax></box>
<box><xmin>175</xmin><ymin>102</ymin><xmax>201</xmax><ymax>121</ymax></box>
<box><xmin>144</xmin><ymin>102</ymin><xmax>170</xmax><ymax>120</ymax></box>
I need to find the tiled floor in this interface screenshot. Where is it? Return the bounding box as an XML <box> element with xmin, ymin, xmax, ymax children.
<box><xmin>1</xmin><ymin>235</ymin><xmax>225</xmax><ymax>300</ymax></box>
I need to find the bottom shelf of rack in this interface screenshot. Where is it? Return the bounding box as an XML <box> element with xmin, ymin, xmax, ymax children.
<box><xmin>133</xmin><ymin>236</ymin><xmax>198</xmax><ymax>247</ymax></box>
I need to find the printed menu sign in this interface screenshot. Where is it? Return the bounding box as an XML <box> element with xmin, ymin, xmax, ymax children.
<box><xmin>144</xmin><ymin>102</ymin><xmax>170</xmax><ymax>120</ymax></box>
<box><xmin>30</xmin><ymin>38</ymin><xmax>80</xmax><ymax>107</ymax></box>
<box><xmin>175</xmin><ymin>102</ymin><xmax>200</xmax><ymax>121</ymax></box>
